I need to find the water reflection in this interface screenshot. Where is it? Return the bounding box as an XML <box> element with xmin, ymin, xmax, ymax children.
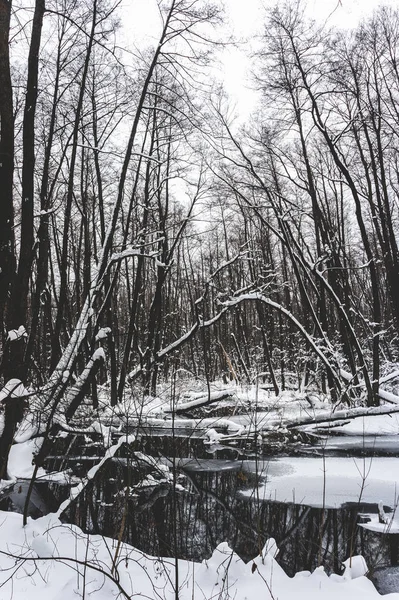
<box><xmin>2</xmin><ymin>430</ymin><xmax>398</xmax><ymax>581</ymax></box>
<box><xmin>62</xmin><ymin>451</ymin><xmax>398</xmax><ymax>576</ymax></box>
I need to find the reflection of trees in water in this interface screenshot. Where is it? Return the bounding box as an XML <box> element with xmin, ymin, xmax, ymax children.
<box><xmin>63</xmin><ymin>460</ymin><xmax>398</xmax><ymax>575</ymax></box>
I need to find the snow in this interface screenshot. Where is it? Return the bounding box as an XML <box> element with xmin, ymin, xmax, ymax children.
<box><xmin>380</xmin><ymin>371</ymin><xmax>399</xmax><ymax>384</ymax></box>
<box><xmin>95</xmin><ymin>327</ymin><xmax>111</xmax><ymax>341</ymax></box>
<box><xmin>204</xmin><ymin>427</ymin><xmax>225</xmax><ymax>443</ymax></box>
<box><xmin>91</xmin><ymin>420</ymin><xmax>113</xmax><ymax>448</ymax></box>
<box><xmin>8</xmin><ymin>437</ymin><xmax>47</xmax><ymax>479</ymax></box>
<box><xmin>14</xmin><ymin>411</ymin><xmax>45</xmax><ymax>442</ymax></box>
<box><xmin>342</xmin><ymin>556</ymin><xmax>368</xmax><ymax>580</ymax></box>
<box><xmin>379</xmin><ymin>388</ymin><xmax>399</xmax><ymax>405</ymax></box>
<box><xmin>168</xmin><ymin>388</ymin><xmax>237</xmax><ymax>412</ymax></box>
<box><xmin>0</xmin><ymin>478</ymin><xmax>16</xmax><ymax>495</ymax></box>
<box><xmin>7</xmin><ymin>325</ymin><xmax>28</xmax><ymax>342</ymax></box>
<box><xmin>2</xmin><ymin>380</ymin><xmax>399</xmax><ymax>598</ymax></box>
<box><xmin>241</xmin><ymin>456</ymin><xmax>399</xmax><ymax>509</ymax></box>
<box><xmin>331</xmin><ymin>414</ymin><xmax>399</xmax><ymax>436</ymax></box>
<box><xmin>7</xmin><ymin>438</ymin><xmax>76</xmax><ymax>484</ymax></box>
<box><xmin>0</xmin><ymin>510</ymin><xmax>396</xmax><ymax>600</ymax></box>
<box><xmin>361</xmin><ymin>513</ymin><xmax>399</xmax><ymax>534</ymax></box>
<box><xmin>92</xmin><ymin>347</ymin><xmax>106</xmax><ymax>362</ymax></box>
<box><xmin>0</xmin><ymin>379</ymin><xmax>30</xmax><ymax>402</ymax></box>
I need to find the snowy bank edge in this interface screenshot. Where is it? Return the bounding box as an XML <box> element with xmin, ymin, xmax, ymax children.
<box><xmin>0</xmin><ymin>511</ymin><xmax>398</xmax><ymax>599</ymax></box>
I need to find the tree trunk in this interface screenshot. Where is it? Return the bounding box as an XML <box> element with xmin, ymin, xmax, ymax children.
<box><xmin>0</xmin><ymin>0</ymin><xmax>15</xmax><ymax>381</ymax></box>
<box><xmin>13</xmin><ymin>0</ymin><xmax>45</xmax><ymax>331</ymax></box>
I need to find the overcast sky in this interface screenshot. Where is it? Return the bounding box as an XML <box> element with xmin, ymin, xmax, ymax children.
<box><xmin>122</xmin><ymin>0</ymin><xmax>397</xmax><ymax>116</ymax></box>
<box><xmin>124</xmin><ymin>0</ymin><xmax>397</xmax><ymax>43</ymax></box>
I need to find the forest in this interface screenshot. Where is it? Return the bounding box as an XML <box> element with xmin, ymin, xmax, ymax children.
<box><xmin>1</xmin><ymin>0</ymin><xmax>399</xmax><ymax>598</ymax></box>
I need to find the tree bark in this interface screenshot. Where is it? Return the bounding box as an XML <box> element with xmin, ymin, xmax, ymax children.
<box><xmin>0</xmin><ymin>0</ymin><xmax>15</xmax><ymax>378</ymax></box>
<box><xmin>13</xmin><ymin>0</ymin><xmax>45</xmax><ymax>330</ymax></box>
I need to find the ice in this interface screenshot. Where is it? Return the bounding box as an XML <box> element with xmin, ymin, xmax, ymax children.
<box><xmin>241</xmin><ymin>456</ymin><xmax>399</xmax><ymax>508</ymax></box>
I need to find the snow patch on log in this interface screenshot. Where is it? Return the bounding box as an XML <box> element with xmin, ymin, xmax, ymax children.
<box><xmin>7</xmin><ymin>325</ymin><xmax>28</xmax><ymax>342</ymax></box>
<box><xmin>95</xmin><ymin>327</ymin><xmax>111</xmax><ymax>341</ymax></box>
<box><xmin>0</xmin><ymin>379</ymin><xmax>30</xmax><ymax>402</ymax></box>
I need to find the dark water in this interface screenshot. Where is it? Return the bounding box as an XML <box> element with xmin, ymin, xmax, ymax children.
<box><xmin>1</xmin><ymin>429</ymin><xmax>398</xmax><ymax>584</ymax></box>
<box><xmin>63</xmin><ymin>455</ymin><xmax>399</xmax><ymax>576</ymax></box>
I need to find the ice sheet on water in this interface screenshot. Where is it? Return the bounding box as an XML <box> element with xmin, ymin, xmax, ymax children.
<box><xmin>240</xmin><ymin>456</ymin><xmax>399</xmax><ymax>509</ymax></box>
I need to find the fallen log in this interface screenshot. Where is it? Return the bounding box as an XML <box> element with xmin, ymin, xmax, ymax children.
<box><xmin>284</xmin><ymin>402</ymin><xmax>399</xmax><ymax>430</ymax></box>
<box><xmin>164</xmin><ymin>390</ymin><xmax>236</xmax><ymax>415</ymax></box>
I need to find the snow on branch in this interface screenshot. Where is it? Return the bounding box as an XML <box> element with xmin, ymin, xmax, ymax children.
<box><xmin>7</xmin><ymin>326</ymin><xmax>28</xmax><ymax>342</ymax></box>
<box><xmin>380</xmin><ymin>370</ymin><xmax>399</xmax><ymax>384</ymax></box>
<box><xmin>219</xmin><ymin>292</ymin><xmax>341</xmax><ymax>386</ymax></box>
<box><xmin>195</xmin><ymin>249</ymin><xmax>249</xmax><ymax>305</ymax></box>
<box><xmin>55</xmin><ymin>434</ymin><xmax>135</xmax><ymax>518</ymax></box>
<box><xmin>0</xmin><ymin>379</ymin><xmax>31</xmax><ymax>402</ymax></box>
<box><xmin>378</xmin><ymin>388</ymin><xmax>399</xmax><ymax>405</ymax></box>
<box><xmin>156</xmin><ymin>322</ymin><xmax>199</xmax><ymax>360</ymax></box>
<box><xmin>107</xmin><ymin>247</ymin><xmax>158</xmax><ymax>266</ymax></box>
<box><xmin>95</xmin><ymin>327</ymin><xmax>112</xmax><ymax>341</ymax></box>
<box><xmin>340</xmin><ymin>369</ymin><xmax>399</xmax><ymax>405</ymax></box>
<box><xmin>128</xmin><ymin>307</ymin><xmax>229</xmax><ymax>381</ymax></box>
<box><xmin>61</xmin><ymin>348</ymin><xmax>106</xmax><ymax>413</ymax></box>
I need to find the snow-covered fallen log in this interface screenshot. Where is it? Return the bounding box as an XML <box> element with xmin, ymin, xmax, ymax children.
<box><xmin>119</xmin><ymin>414</ymin><xmax>243</xmax><ymax>434</ymax></box>
<box><xmin>340</xmin><ymin>369</ymin><xmax>399</xmax><ymax>405</ymax></box>
<box><xmin>284</xmin><ymin>402</ymin><xmax>399</xmax><ymax>429</ymax></box>
<box><xmin>164</xmin><ymin>389</ymin><xmax>236</xmax><ymax>414</ymax></box>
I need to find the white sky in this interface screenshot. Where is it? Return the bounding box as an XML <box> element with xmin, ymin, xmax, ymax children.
<box><xmin>224</xmin><ymin>0</ymin><xmax>399</xmax><ymax>116</ymax></box>
<box><xmin>122</xmin><ymin>0</ymin><xmax>397</xmax><ymax>118</ymax></box>
<box><xmin>228</xmin><ymin>0</ymin><xmax>398</xmax><ymax>32</ymax></box>
<box><xmin>124</xmin><ymin>0</ymin><xmax>396</xmax><ymax>38</ymax></box>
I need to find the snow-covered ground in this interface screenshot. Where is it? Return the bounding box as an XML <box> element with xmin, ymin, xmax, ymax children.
<box><xmin>0</xmin><ymin>510</ymin><xmax>397</xmax><ymax>600</ymax></box>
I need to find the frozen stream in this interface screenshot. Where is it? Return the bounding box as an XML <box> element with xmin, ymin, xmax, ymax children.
<box><xmin>240</xmin><ymin>456</ymin><xmax>399</xmax><ymax>509</ymax></box>
<box><xmin>180</xmin><ymin>455</ymin><xmax>398</xmax><ymax>509</ymax></box>
<box><xmin>1</xmin><ymin>415</ymin><xmax>399</xmax><ymax>586</ymax></box>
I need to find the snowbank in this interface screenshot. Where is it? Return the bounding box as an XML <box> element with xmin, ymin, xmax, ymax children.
<box><xmin>0</xmin><ymin>511</ymin><xmax>397</xmax><ymax>599</ymax></box>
